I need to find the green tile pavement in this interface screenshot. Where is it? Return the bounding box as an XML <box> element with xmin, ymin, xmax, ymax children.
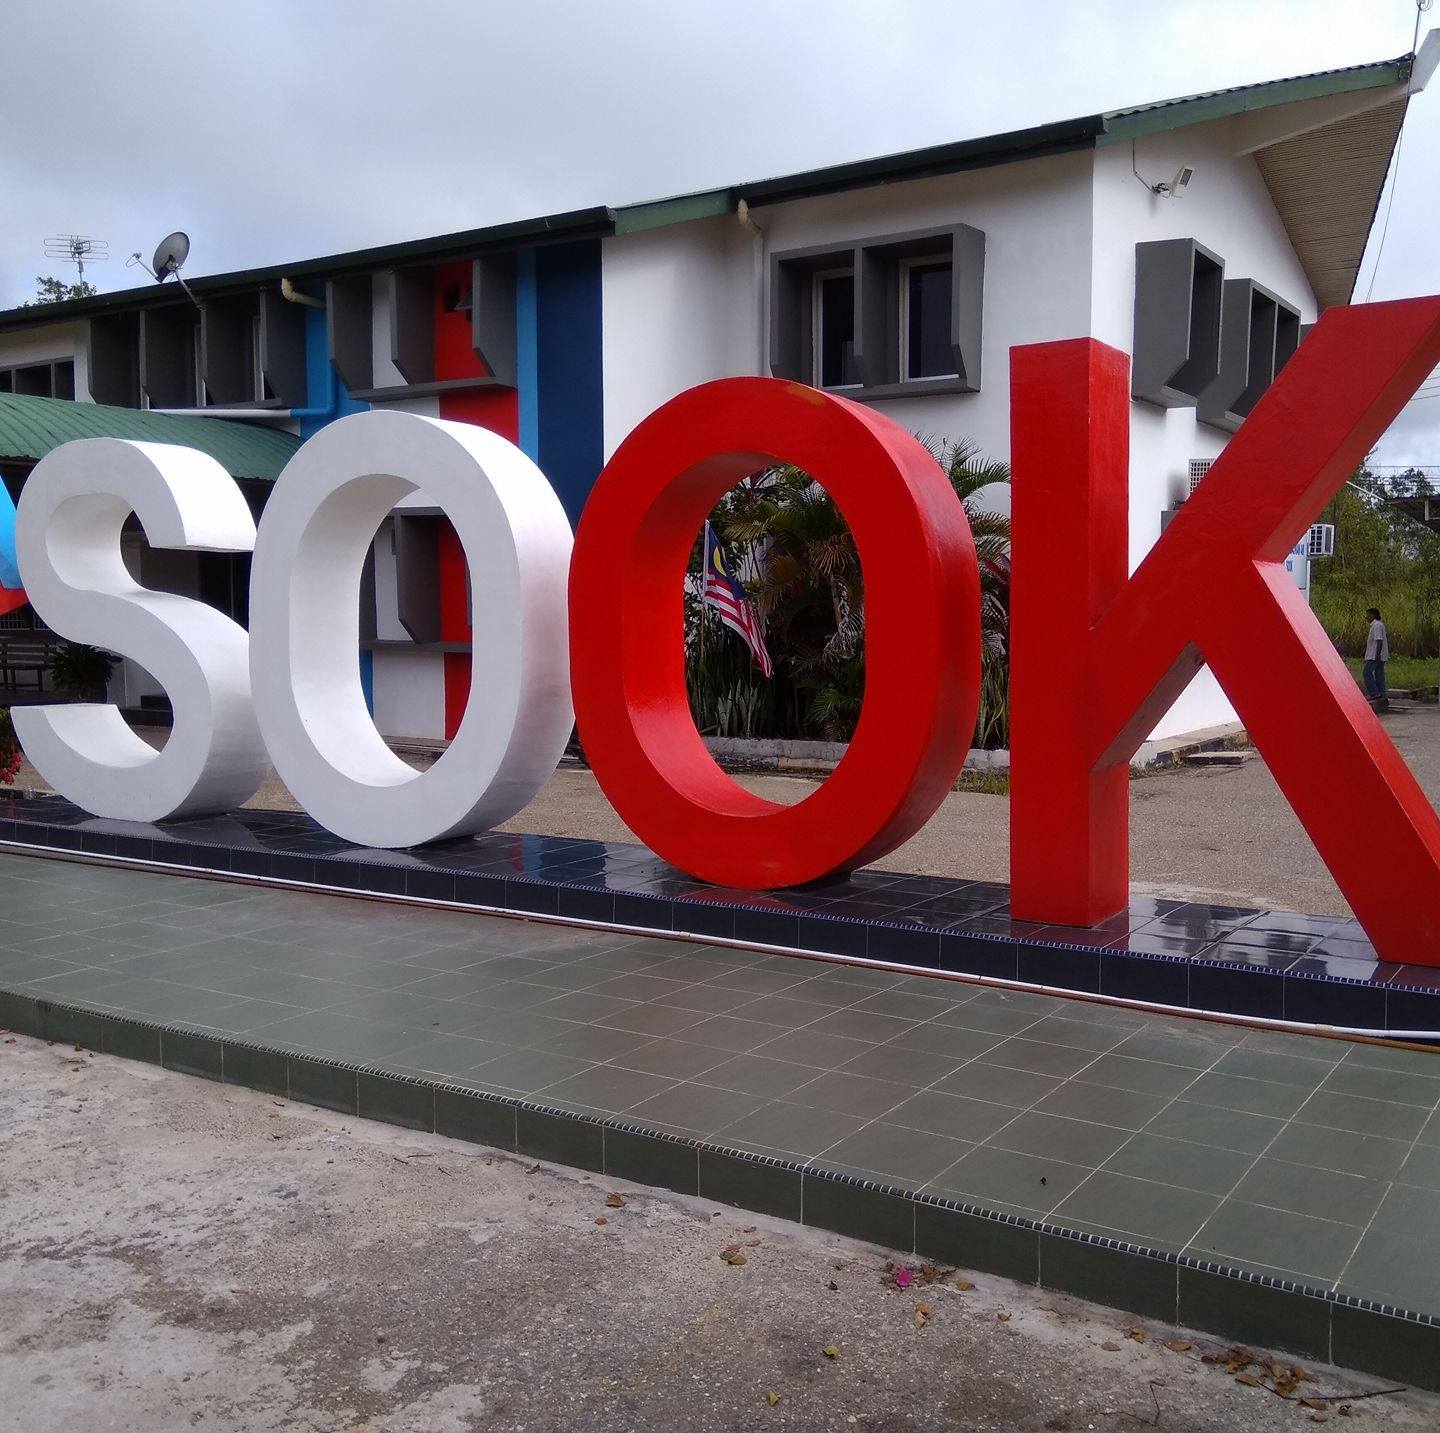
<box><xmin>3</xmin><ymin>848</ymin><xmax>1440</xmax><ymax>1387</ymax></box>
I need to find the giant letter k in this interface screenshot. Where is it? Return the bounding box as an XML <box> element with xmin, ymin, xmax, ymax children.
<box><xmin>1010</xmin><ymin>297</ymin><xmax>1440</xmax><ymax>965</ymax></box>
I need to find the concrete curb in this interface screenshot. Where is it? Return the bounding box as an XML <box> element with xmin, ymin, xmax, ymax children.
<box><xmin>702</xmin><ymin>725</ymin><xmax>1247</xmax><ymax>777</ymax></box>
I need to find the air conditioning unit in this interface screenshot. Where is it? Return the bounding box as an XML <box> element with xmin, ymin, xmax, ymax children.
<box><xmin>1188</xmin><ymin>458</ymin><xmax>1212</xmax><ymax>496</ymax></box>
<box><xmin>1307</xmin><ymin>523</ymin><xmax>1335</xmax><ymax>559</ymax></box>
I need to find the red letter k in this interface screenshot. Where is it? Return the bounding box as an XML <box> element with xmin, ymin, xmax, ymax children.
<box><xmin>1010</xmin><ymin>298</ymin><xmax>1440</xmax><ymax>965</ymax></box>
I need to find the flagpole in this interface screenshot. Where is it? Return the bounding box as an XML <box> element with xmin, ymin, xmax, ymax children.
<box><xmin>698</xmin><ymin>522</ymin><xmax>708</xmax><ymax>679</ymax></box>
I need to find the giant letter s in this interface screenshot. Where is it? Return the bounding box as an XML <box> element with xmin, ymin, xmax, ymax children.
<box><xmin>13</xmin><ymin>439</ymin><xmax>267</xmax><ymax>820</ymax></box>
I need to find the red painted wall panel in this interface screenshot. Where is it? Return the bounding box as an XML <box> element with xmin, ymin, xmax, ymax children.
<box><xmin>434</xmin><ymin>261</ymin><xmax>519</xmax><ymax>740</ymax></box>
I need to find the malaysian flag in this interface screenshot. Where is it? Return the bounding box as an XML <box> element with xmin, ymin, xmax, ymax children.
<box><xmin>702</xmin><ymin>523</ymin><xmax>773</xmax><ymax>678</ymax></box>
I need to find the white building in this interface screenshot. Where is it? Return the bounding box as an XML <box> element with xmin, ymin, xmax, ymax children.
<box><xmin>1</xmin><ymin>37</ymin><xmax>1434</xmax><ymax>741</ymax></box>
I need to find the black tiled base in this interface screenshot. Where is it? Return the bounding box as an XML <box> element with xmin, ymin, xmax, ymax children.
<box><xmin>7</xmin><ymin>987</ymin><xmax>1438</xmax><ymax>1395</ymax></box>
<box><xmin>0</xmin><ymin>791</ymin><xmax>1436</xmax><ymax>1038</ymax></box>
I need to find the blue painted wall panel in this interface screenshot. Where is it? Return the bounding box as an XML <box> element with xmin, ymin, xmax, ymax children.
<box><xmin>297</xmin><ymin>306</ymin><xmax>367</xmax><ymax>441</ymax></box>
<box><xmin>516</xmin><ymin>248</ymin><xmax>540</xmax><ymax>463</ymax></box>
<box><xmin>535</xmin><ymin>241</ymin><xmax>604</xmax><ymax>530</ymax></box>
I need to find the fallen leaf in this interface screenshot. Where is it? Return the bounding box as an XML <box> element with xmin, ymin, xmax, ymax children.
<box><xmin>954</xmin><ymin>1279</ymin><xmax>975</xmax><ymax>1292</ymax></box>
<box><xmin>1100</xmin><ymin>1341</ymin><xmax>1123</xmax><ymax>1352</ymax></box>
<box><xmin>823</xmin><ymin>1345</ymin><xmax>840</xmax><ymax>1359</ymax></box>
<box><xmin>594</xmin><ymin>1216</ymin><xmax>608</xmax><ymax>1225</ymax></box>
<box><xmin>1162</xmin><ymin>1339</ymin><xmax>1193</xmax><ymax>1352</ymax></box>
<box><xmin>1234</xmin><ymin>1371</ymin><xmax>1264</xmax><ymax>1388</ymax></box>
<box><xmin>921</xmin><ymin>1262</ymin><xmax>937</xmax><ymax>1278</ymax></box>
<box><xmin>997</xmin><ymin>1312</ymin><xmax>1011</xmax><ymax>1323</ymax></box>
<box><xmin>604</xmin><ymin>1193</ymin><xmax>625</xmax><ymax>1208</ymax></box>
<box><xmin>721</xmin><ymin>1249</ymin><xmax>747</xmax><ymax>1266</ymax></box>
<box><xmin>894</xmin><ymin>1267</ymin><xmax>914</xmax><ymax>1289</ymax></box>
<box><xmin>1124</xmin><ymin>1326</ymin><xmax>1147</xmax><ymax>1344</ymax></box>
<box><xmin>1310</xmin><ymin>1415</ymin><xmax>1329</xmax><ymax>1425</ymax></box>
<box><xmin>913</xmin><ymin>1302</ymin><xmax>931</xmax><ymax>1329</ymax></box>
<box><xmin>766</xmin><ymin>1390</ymin><xmax>780</xmax><ymax>1407</ymax></box>
<box><xmin>828</xmin><ymin>1281</ymin><xmax>839</xmax><ymax>1292</ymax></box>
<box><xmin>743</xmin><ymin>1226</ymin><xmax>757</xmax><ymax>1233</ymax></box>
<box><xmin>1300</xmin><ymin>1398</ymin><xmax>1329</xmax><ymax>1411</ymax></box>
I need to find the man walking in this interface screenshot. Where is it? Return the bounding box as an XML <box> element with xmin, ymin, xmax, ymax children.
<box><xmin>1363</xmin><ymin>607</ymin><xmax>1390</xmax><ymax>712</ymax></box>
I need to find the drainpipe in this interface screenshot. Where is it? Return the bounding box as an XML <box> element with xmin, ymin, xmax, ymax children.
<box><xmin>737</xmin><ymin>198</ymin><xmax>766</xmax><ymax>375</ymax></box>
<box><xmin>280</xmin><ymin>276</ymin><xmax>325</xmax><ymax>309</ymax></box>
<box><xmin>280</xmin><ymin>277</ymin><xmax>343</xmax><ymax>422</ymax></box>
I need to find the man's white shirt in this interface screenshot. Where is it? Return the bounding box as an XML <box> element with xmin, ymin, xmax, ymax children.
<box><xmin>1366</xmin><ymin>620</ymin><xmax>1390</xmax><ymax>662</ymax></box>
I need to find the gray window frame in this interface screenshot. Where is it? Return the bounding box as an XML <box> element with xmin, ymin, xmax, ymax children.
<box><xmin>1132</xmin><ymin>238</ymin><xmax>1226</xmax><ymax>408</ymax></box>
<box><xmin>1196</xmin><ymin>278</ymin><xmax>1302</xmax><ymax>433</ymax></box>
<box><xmin>770</xmin><ymin>223</ymin><xmax>984</xmax><ymax>398</ymax></box>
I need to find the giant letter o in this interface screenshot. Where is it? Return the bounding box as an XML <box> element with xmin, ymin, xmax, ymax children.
<box><xmin>248</xmin><ymin>411</ymin><xmax>573</xmax><ymax>849</ymax></box>
<box><xmin>570</xmin><ymin>377</ymin><xmax>980</xmax><ymax>889</ymax></box>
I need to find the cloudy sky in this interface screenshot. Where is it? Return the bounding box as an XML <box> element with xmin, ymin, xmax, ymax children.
<box><xmin>1</xmin><ymin>0</ymin><xmax>1435</xmax><ymax>461</ymax></box>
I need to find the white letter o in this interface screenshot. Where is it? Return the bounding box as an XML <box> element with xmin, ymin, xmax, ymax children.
<box><xmin>248</xmin><ymin>410</ymin><xmax>573</xmax><ymax>848</ymax></box>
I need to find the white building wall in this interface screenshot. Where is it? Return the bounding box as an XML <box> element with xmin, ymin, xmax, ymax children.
<box><xmin>601</xmin><ymin>221</ymin><xmax>743</xmax><ymax>458</ymax></box>
<box><xmin>371</xmin><ymin>650</ymin><xmax>446</xmax><ymax>741</ymax></box>
<box><xmin>0</xmin><ymin>323</ymin><xmax>81</xmax><ymax>368</ymax></box>
<box><xmin>1090</xmin><ymin>121</ymin><xmax>1319</xmax><ymax>737</ymax></box>
<box><xmin>598</xmin><ymin>134</ymin><xmax>1327</xmax><ymax>743</ymax></box>
<box><xmin>602</xmin><ymin>151</ymin><xmax>1096</xmax><ymax>479</ymax></box>
<box><xmin>753</xmin><ymin>150</ymin><xmax>1096</xmax><ymax>475</ymax></box>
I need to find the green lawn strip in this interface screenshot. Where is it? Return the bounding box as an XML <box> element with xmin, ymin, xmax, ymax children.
<box><xmin>1343</xmin><ymin>655</ymin><xmax>1440</xmax><ymax>691</ymax></box>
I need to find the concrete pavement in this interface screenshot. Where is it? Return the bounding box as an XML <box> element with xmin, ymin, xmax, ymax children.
<box><xmin>4</xmin><ymin>1032</ymin><xmax>1437</xmax><ymax>1433</ymax></box>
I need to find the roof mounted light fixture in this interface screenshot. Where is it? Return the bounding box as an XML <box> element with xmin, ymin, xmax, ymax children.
<box><xmin>1132</xmin><ymin>142</ymin><xmax>1195</xmax><ymax>198</ymax></box>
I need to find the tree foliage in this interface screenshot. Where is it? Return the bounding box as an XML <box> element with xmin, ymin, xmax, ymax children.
<box><xmin>25</xmin><ymin>275</ymin><xmax>97</xmax><ymax>306</ymax></box>
<box><xmin>687</xmin><ymin>438</ymin><xmax>1012</xmax><ymax>748</ymax></box>
<box><xmin>1311</xmin><ymin>466</ymin><xmax>1440</xmax><ymax>657</ymax></box>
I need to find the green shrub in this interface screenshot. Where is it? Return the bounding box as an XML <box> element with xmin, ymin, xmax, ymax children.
<box><xmin>49</xmin><ymin>642</ymin><xmax>117</xmax><ymax>700</ymax></box>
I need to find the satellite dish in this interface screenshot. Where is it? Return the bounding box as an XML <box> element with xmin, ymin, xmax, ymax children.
<box><xmin>152</xmin><ymin>231</ymin><xmax>190</xmax><ymax>283</ymax></box>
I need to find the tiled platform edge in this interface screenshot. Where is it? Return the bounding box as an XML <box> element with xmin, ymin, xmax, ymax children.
<box><xmin>4</xmin><ymin>984</ymin><xmax>1438</xmax><ymax>1393</ymax></box>
<box><xmin>3</xmin><ymin>792</ymin><xmax>1439</xmax><ymax>1039</ymax></box>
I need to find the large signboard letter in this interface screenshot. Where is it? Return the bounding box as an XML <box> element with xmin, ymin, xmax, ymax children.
<box><xmin>1010</xmin><ymin>300</ymin><xmax>1440</xmax><ymax>964</ymax></box>
<box><xmin>14</xmin><ymin>439</ymin><xmax>267</xmax><ymax>820</ymax></box>
<box><xmin>570</xmin><ymin>377</ymin><xmax>979</xmax><ymax>889</ymax></box>
<box><xmin>248</xmin><ymin>410</ymin><xmax>573</xmax><ymax>849</ymax></box>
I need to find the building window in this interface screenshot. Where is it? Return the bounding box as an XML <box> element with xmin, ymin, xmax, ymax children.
<box><xmin>901</xmin><ymin>259</ymin><xmax>955</xmax><ymax>381</ymax></box>
<box><xmin>771</xmin><ymin>224</ymin><xmax>983</xmax><ymax>397</ymax></box>
<box><xmin>813</xmin><ymin>269</ymin><xmax>860</xmax><ymax>388</ymax></box>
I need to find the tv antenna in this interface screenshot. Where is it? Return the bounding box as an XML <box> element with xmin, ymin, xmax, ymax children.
<box><xmin>43</xmin><ymin>234</ymin><xmax>108</xmax><ymax>282</ymax></box>
<box><xmin>128</xmin><ymin>231</ymin><xmax>199</xmax><ymax>307</ymax></box>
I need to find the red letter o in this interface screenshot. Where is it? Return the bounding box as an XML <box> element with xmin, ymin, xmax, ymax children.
<box><xmin>570</xmin><ymin>378</ymin><xmax>979</xmax><ymax>889</ymax></box>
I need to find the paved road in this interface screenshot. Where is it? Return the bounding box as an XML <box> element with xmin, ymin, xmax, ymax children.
<box><xmin>11</xmin><ymin>707</ymin><xmax>1438</xmax><ymax>917</ymax></box>
<box><xmin>4</xmin><ymin>1033</ymin><xmax>1436</xmax><ymax>1433</ymax></box>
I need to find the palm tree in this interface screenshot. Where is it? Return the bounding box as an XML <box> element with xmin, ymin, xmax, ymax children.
<box><xmin>707</xmin><ymin>437</ymin><xmax>1012</xmax><ymax>746</ymax></box>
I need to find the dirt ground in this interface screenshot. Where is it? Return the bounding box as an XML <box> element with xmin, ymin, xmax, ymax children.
<box><xmin>3</xmin><ymin>1033</ymin><xmax>1437</xmax><ymax>1433</ymax></box>
<box><xmin>17</xmin><ymin>706</ymin><xmax>1438</xmax><ymax>918</ymax></box>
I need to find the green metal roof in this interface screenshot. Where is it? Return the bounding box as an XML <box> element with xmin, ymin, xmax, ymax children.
<box><xmin>0</xmin><ymin>391</ymin><xmax>300</xmax><ymax>481</ymax></box>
